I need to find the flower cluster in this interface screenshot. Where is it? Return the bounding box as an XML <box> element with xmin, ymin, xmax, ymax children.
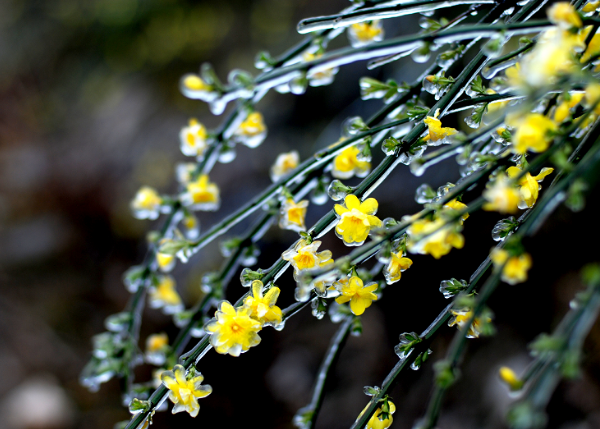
<box><xmin>205</xmin><ymin>280</ymin><xmax>282</xmax><ymax>356</ymax></box>
<box><xmin>490</xmin><ymin>248</ymin><xmax>532</xmax><ymax>285</ymax></box>
<box><xmin>407</xmin><ymin>200</ymin><xmax>468</xmax><ymax>259</ymax></box>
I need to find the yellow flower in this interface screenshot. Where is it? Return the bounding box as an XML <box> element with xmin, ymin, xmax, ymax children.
<box><xmin>383</xmin><ymin>250</ymin><xmax>413</xmax><ymax>285</ymax></box>
<box><xmin>146</xmin><ymin>332</ymin><xmax>169</xmax><ymax>353</ymax></box>
<box><xmin>359</xmin><ymin>401</ymin><xmax>396</xmax><ymax>429</ymax></box>
<box><xmin>490</xmin><ymin>248</ymin><xmax>532</xmax><ymax>285</ymax></box>
<box><xmin>332</xmin><ymin>145</ymin><xmax>371</xmax><ymax>179</ymax></box>
<box><xmin>485</xmin><ymin>89</ymin><xmax>509</xmax><ymax>114</ymax></box>
<box><xmin>131</xmin><ymin>186</ymin><xmax>163</xmax><ymax>220</ymax></box>
<box><xmin>548</xmin><ymin>2</ymin><xmax>582</xmax><ymax>29</ymax></box>
<box><xmin>282</xmin><ymin>239</ymin><xmax>334</xmax><ymax>280</ymax></box>
<box><xmin>182</xmin><ymin>74</ymin><xmax>211</xmax><ymax>92</ymax></box>
<box><xmin>181</xmin><ymin>174</ymin><xmax>220</xmax><ymax>211</ymax></box>
<box><xmin>509</xmin><ymin>113</ymin><xmax>557</xmax><ymax>154</ymax></box>
<box><xmin>145</xmin><ymin>333</ymin><xmax>169</xmax><ymax>365</ymax></box>
<box><xmin>334</xmin><ymin>194</ymin><xmax>383</xmax><ymax>246</ymax></box>
<box><xmin>348</xmin><ymin>20</ymin><xmax>384</xmax><ymax>47</ymax></box>
<box><xmin>448</xmin><ymin>309</ymin><xmax>491</xmax><ymax>338</ymax></box>
<box><xmin>243</xmin><ymin>280</ymin><xmax>283</xmax><ymax>328</ymax></box>
<box><xmin>581</xmin><ymin>30</ymin><xmax>600</xmax><ymax>62</ymax></box>
<box><xmin>271</xmin><ymin>151</ymin><xmax>300</xmax><ymax>182</ymax></box>
<box><xmin>483</xmin><ymin>174</ymin><xmax>521</xmax><ymax>214</ymax></box>
<box><xmin>182</xmin><ymin>213</ymin><xmax>200</xmax><ymax>239</ymax></box>
<box><xmin>335</xmin><ymin>275</ymin><xmax>378</xmax><ymax>315</ymax></box>
<box><xmin>583</xmin><ymin>1</ymin><xmax>600</xmax><ymax>12</ymax></box>
<box><xmin>149</xmin><ymin>275</ymin><xmax>183</xmax><ymax>314</ymax></box>
<box><xmin>234</xmin><ymin>112</ymin><xmax>267</xmax><ymax>148</ymax></box>
<box><xmin>554</xmin><ymin>93</ymin><xmax>585</xmax><ymax>122</ymax></box>
<box><xmin>279</xmin><ymin>198</ymin><xmax>309</xmax><ymax>232</ymax></box>
<box><xmin>506</xmin><ymin>166</ymin><xmax>554</xmax><ymax>208</ymax></box>
<box><xmin>205</xmin><ymin>301</ymin><xmax>262</xmax><ymax>356</ymax></box>
<box><xmin>179</xmin><ymin>119</ymin><xmax>208</xmax><ymax>157</ymax></box>
<box><xmin>423</xmin><ymin>109</ymin><xmax>457</xmax><ymax>145</ymax></box>
<box><xmin>303</xmin><ymin>52</ymin><xmax>338</xmax><ymax>86</ymax></box>
<box><xmin>505</xmin><ymin>62</ymin><xmax>523</xmax><ymax>87</ymax></box>
<box><xmin>407</xmin><ymin>218</ymin><xmax>464</xmax><ymax>259</ymax></box>
<box><xmin>161</xmin><ymin>364</ymin><xmax>212</xmax><ymax>417</ymax></box>
<box><xmin>443</xmin><ymin>199</ymin><xmax>469</xmax><ymax>224</ymax></box>
<box><xmin>585</xmin><ymin>82</ymin><xmax>600</xmax><ymax>114</ymax></box>
<box><xmin>155</xmin><ymin>246</ymin><xmax>176</xmax><ymax>272</ymax></box>
<box><xmin>180</xmin><ymin>73</ymin><xmax>218</xmax><ymax>102</ymax></box>
<box><xmin>499</xmin><ymin>366</ymin><xmax>524</xmax><ymax>391</ymax></box>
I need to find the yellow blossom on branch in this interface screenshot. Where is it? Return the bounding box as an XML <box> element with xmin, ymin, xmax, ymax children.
<box><xmin>423</xmin><ymin>109</ymin><xmax>457</xmax><ymax>145</ymax></box>
<box><xmin>490</xmin><ymin>248</ymin><xmax>532</xmax><ymax>285</ymax></box>
<box><xmin>156</xmin><ymin>244</ymin><xmax>176</xmax><ymax>272</ymax></box>
<box><xmin>499</xmin><ymin>366</ymin><xmax>524</xmax><ymax>391</ymax></box>
<box><xmin>548</xmin><ymin>2</ymin><xmax>582</xmax><ymax>29</ymax></box>
<box><xmin>407</xmin><ymin>218</ymin><xmax>464</xmax><ymax>259</ymax></box>
<box><xmin>359</xmin><ymin>401</ymin><xmax>396</xmax><ymax>429</ymax></box>
<box><xmin>448</xmin><ymin>308</ymin><xmax>491</xmax><ymax>338</ymax></box>
<box><xmin>483</xmin><ymin>174</ymin><xmax>521</xmax><ymax>214</ymax></box>
<box><xmin>509</xmin><ymin>113</ymin><xmax>557</xmax><ymax>154</ymax></box>
<box><xmin>303</xmin><ymin>51</ymin><xmax>338</xmax><ymax>86</ymax></box>
<box><xmin>282</xmin><ymin>239</ymin><xmax>334</xmax><ymax>280</ymax></box>
<box><xmin>271</xmin><ymin>151</ymin><xmax>299</xmax><ymax>182</ymax></box>
<box><xmin>131</xmin><ymin>186</ymin><xmax>163</xmax><ymax>220</ymax></box>
<box><xmin>554</xmin><ymin>93</ymin><xmax>584</xmax><ymax>123</ymax></box>
<box><xmin>383</xmin><ymin>250</ymin><xmax>413</xmax><ymax>285</ymax></box>
<box><xmin>161</xmin><ymin>364</ymin><xmax>212</xmax><ymax>417</ymax></box>
<box><xmin>149</xmin><ymin>275</ymin><xmax>183</xmax><ymax>314</ymax></box>
<box><xmin>234</xmin><ymin>112</ymin><xmax>267</xmax><ymax>148</ymax></box>
<box><xmin>348</xmin><ymin>20</ymin><xmax>384</xmax><ymax>47</ymax></box>
<box><xmin>181</xmin><ymin>174</ymin><xmax>220</xmax><ymax>211</ymax></box>
<box><xmin>334</xmin><ymin>194</ymin><xmax>383</xmax><ymax>246</ymax></box>
<box><xmin>332</xmin><ymin>145</ymin><xmax>371</xmax><ymax>179</ymax></box>
<box><xmin>205</xmin><ymin>301</ymin><xmax>262</xmax><ymax>356</ymax></box>
<box><xmin>335</xmin><ymin>275</ymin><xmax>378</xmax><ymax>316</ymax></box>
<box><xmin>145</xmin><ymin>332</ymin><xmax>169</xmax><ymax>365</ymax></box>
<box><xmin>179</xmin><ymin>119</ymin><xmax>208</xmax><ymax>158</ymax></box>
<box><xmin>443</xmin><ymin>199</ymin><xmax>469</xmax><ymax>224</ymax></box>
<box><xmin>279</xmin><ymin>198</ymin><xmax>309</xmax><ymax>232</ymax></box>
<box><xmin>243</xmin><ymin>280</ymin><xmax>283</xmax><ymax>329</ymax></box>
<box><xmin>506</xmin><ymin>166</ymin><xmax>554</xmax><ymax>208</ymax></box>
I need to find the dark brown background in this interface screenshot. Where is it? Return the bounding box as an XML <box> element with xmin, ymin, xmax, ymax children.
<box><xmin>1</xmin><ymin>0</ymin><xmax>600</xmax><ymax>428</ymax></box>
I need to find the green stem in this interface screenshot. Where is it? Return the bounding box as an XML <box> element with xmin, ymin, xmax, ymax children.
<box><xmin>296</xmin><ymin>0</ymin><xmax>495</xmax><ymax>34</ymax></box>
<box><xmin>299</xmin><ymin>317</ymin><xmax>354</xmax><ymax>429</ymax></box>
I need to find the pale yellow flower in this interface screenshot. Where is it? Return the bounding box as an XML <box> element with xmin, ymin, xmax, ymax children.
<box><xmin>331</xmin><ymin>145</ymin><xmax>371</xmax><ymax>179</ymax></box>
<box><xmin>383</xmin><ymin>250</ymin><xmax>413</xmax><ymax>285</ymax></box>
<box><xmin>348</xmin><ymin>20</ymin><xmax>384</xmax><ymax>47</ymax></box>
<box><xmin>423</xmin><ymin>109</ymin><xmax>457</xmax><ymax>145</ymax></box>
<box><xmin>205</xmin><ymin>301</ymin><xmax>262</xmax><ymax>356</ymax></box>
<box><xmin>234</xmin><ymin>112</ymin><xmax>267</xmax><ymax>148</ymax></box>
<box><xmin>180</xmin><ymin>119</ymin><xmax>208</xmax><ymax>157</ymax></box>
<box><xmin>161</xmin><ymin>364</ymin><xmax>212</xmax><ymax>417</ymax></box>
<box><xmin>149</xmin><ymin>275</ymin><xmax>183</xmax><ymax>314</ymax></box>
<box><xmin>506</xmin><ymin>166</ymin><xmax>554</xmax><ymax>208</ymax></box>
<box><xmin>271</xmin><ymin>151</ymin><xmax>300</xmax><ymax>182</ymax></box>
<box><xmin>131</xmin><ymin>186</ymin><xmax>163</xmax><ymax>220</ymax></box>
<box><xmin>490</xmin><ymin>248</ymin><xmax>532</xmax><ymax>285</ymax></box>
<box><xmin>334</xmin><ymin>195</ymin><xmax>383</xmax><ymax>246</ymax></box>
<box><xmin>279</xmin><ymin>198</ymin><xmax>309</xmax><ymax>232</ymax></box>
<box><xmin>407</xmin><ymin>218</ymin><xmax>464</xmax><ymax>259</ymax></box>
<box><xmin>181</xmin><ymin>174</ymin><xmax>220</xmax><ymax>211</ymax></box>
<box><xmin>483</xmin><ymin>174</ymin><xmax>521</xmax><ymax>214</ymax></box>
<box><xmin>335</xmin><ymin>275</ymin><xmax>378</xmax><ymax>315</ymax></box>
<box><xmin>448</xmin><ymin>309</ymin><xmax>491</xmax><ymax>338</ymax></box>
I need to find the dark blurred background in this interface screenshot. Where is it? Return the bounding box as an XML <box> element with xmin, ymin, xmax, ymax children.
<box><xmin>2</xmin><ymin>1</ymin><xmax>600</xmax><ymax>428</ymax></box>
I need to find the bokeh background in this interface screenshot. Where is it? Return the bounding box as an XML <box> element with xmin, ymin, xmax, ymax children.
<box><xmin>2</xmin><ymin>0</ymin><xmax>600</xmax><ymax>428</ymax></box>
